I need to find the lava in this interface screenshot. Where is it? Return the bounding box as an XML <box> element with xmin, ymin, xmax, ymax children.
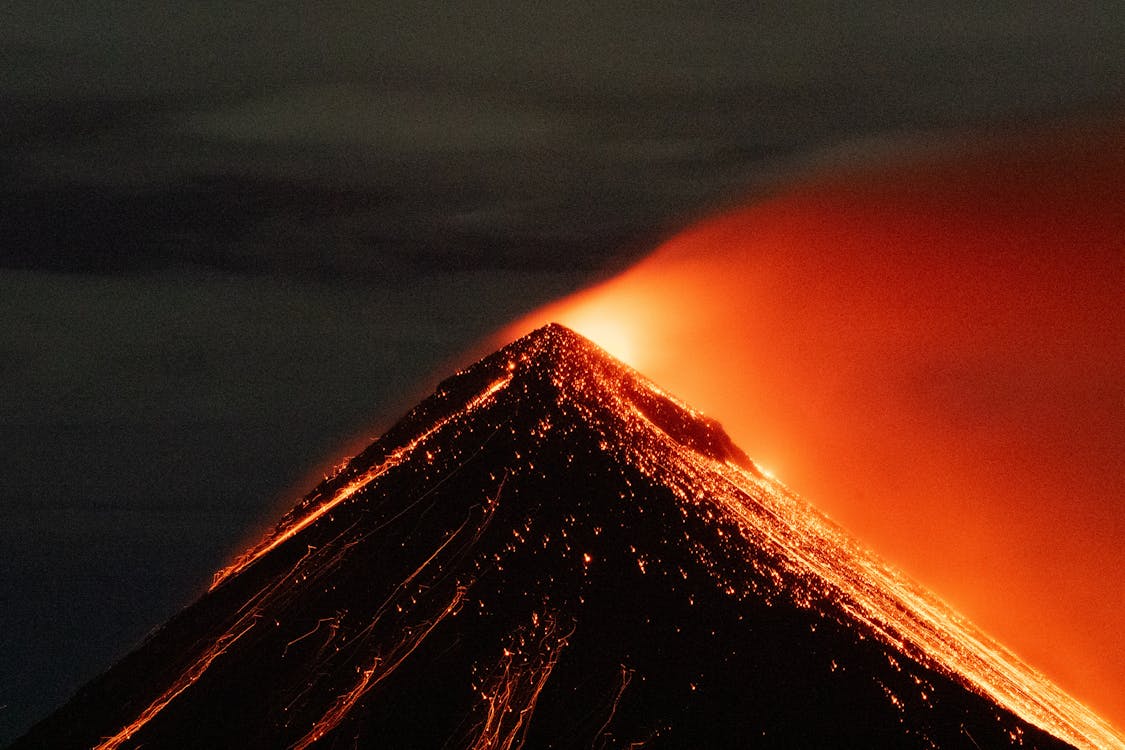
<box><xmin>292</xmin><ymin>586</ymin><xmax>468</xmax><ymax>750</ymax></box>
<box><xmin>501</xmin><ymin>121</ymin><xmax>1125</xmax><ymax>728</ymax></box>
<box><xmin>15</xmin><ymin>324</ymin><xmax>1123</xmax><ymax>749</ymax></box>
<box><xmin>210</xmin><ymin>374</ymin><xmax>513</xmax><ymax>590</ymax></box>
<box><xmin>467</xmin><ymin>613</ymin><xmax>574</xmax><ymax>750</ymax></box>
<box><xmin>591</xmin><ymin>664</ymin><xmax>635</xmax><ymax>750</ymax></box>
<box><xmin>540</xmin><ymin>326</ymin><xmax>1121</xmax><ymax>749</ymax></box>
<box><xmin>92</xmin><ymin>543</ymin><xmax>322</xmax><ymax>750</ymax></box>
<box><xmin>93</xmin><ymin>622</ymin><xmax>256</xmax><ymax>750</ymax></box>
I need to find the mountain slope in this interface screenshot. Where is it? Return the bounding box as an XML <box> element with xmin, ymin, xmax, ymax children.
<box><xmin>12</xmin><ymin>324</ymin><xmax>1121</xmax><ymax>749</ymax></box>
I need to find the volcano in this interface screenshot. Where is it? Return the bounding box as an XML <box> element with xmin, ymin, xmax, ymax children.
<box><xmin>13</xmin><ymin>324</ymin><xmax>1121</xmax><ymax>749</ymax></box>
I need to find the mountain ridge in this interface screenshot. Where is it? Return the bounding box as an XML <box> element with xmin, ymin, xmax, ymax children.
<box><xmin>11</xmin><ymin>324</ymin><xmax>1121</xmax><ymax>749</ymax></box>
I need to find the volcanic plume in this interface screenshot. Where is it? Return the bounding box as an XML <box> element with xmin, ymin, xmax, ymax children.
<box><xmin>501</xmin><ymin>123</ymin><xmax>1125</xmax><ymax>727</ymax></box>
<box><xmin>13</xmin><ymin>325</ymin><xmax>1121</xmax><ymax>749</ymax></box>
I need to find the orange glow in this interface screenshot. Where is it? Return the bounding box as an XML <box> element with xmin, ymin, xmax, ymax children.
<box><xmin>292</xmin><ymin>586</ymin><xmax>467</xmax><ymax>750</ymax></box>
<box><xmin>210</xmin><ymin>374</ymin><xmax>513</xmax><ymax>590</ymax></box>
<box><xmin>468</xmin><ymin>613</ymin><xmax>574</xmax><ymax>750</ymax></box>
<box><xmin>93</xmin><ymin>621</ymin><xmax>256</xmax><ymax>750</ymax></box>
<box><xmin>464</xmin><ymin>324</ymin><xmax>1121</xmax><ymax>748</ymax></box>
<box><xmin>87</xmin><ymin>320</ymin><xmax>1121</xmax><ymax>747</ymax></box>
<box><xmin>93</xmin><ymin>544</ymin><xmax>321</xmax><ymax>749</ymax></box>
<box><xmin>592</xmin><ymin>664</ymin><xmax>634</xmax><ymax>748</ymax></box>
<box><xmin>501</xmin><ymin>121</ymin><xmax>1125</xmax><ymax>731</ymax></box>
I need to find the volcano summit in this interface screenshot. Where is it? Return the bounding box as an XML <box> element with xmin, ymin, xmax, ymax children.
<box><xmin>13</xmin><ymin>324</ymin><xmax>1122</xmax><ymax>749</ymax></box>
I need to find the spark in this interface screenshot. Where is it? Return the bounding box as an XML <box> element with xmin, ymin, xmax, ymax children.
<box><xmin>283</xmin><ymin>616</ymin><xmax>343</xmax><ymax>658</ymax></box>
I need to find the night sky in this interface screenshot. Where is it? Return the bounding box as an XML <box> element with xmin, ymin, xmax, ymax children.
<box><xmin>2</xmin><ymin>3</ymin><xmax>1123</xmax><ymax>743</ymax></box>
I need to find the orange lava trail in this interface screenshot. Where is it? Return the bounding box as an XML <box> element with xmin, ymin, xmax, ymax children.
<box><xmin>284</xmin><ymin>477</ymin><xmax>506</xmax><ymax>747</ymax></box>
<box><xmin>94</xmin><ymin>622</ymin><xmax>255</xmax><ymax>750</ymax></box>
<box><xmin>591</xmin><ymin>664</ymin><xmax>634</xmax><ymax>750</ymax></box>
<box><xmin>279</xmin><ymin>480</ymin><xmax>504</xmax><ymax>735</ymax></box>
<box><xmin>613</xmin><ymin>372</ymin><xmax>1123</xmax><ymax>750</ymax></box>
<box><xmin>468</xmin><ymin>614</ymin><xmax>575</xmax><ymax>750</ymax></box>
<box><xmin>283</xmin><ymin>616</ymin><xmax>342</xmax><ymax>658</ymax></box>
<box><xmin>95</xmin><ymin>543</ymin><xmax>326</xmax><ymax>749</ymax></box>
<box><xmin>535</xmin><ymin>340</ymin><xmax>1123</xmax><ymax>750</ymax></box>
<box><xmin>209</xmin><ymin>464</ymin><xmax>391</xmax><ymax>591</ymax></box>
<box><xmin>290</xmin><ymin>587</ymin><xmax>468</xmax><ymax>750</ymax></box>
<box><xmin>211</xmin><ymin>375</ymin><xmax>512</xmax><ymax>590</ymax></box>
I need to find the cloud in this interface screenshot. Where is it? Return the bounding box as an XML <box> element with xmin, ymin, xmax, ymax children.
<box><xmin>2</xmin><ymin>3</ymin><xmax>1123</xmax><ymax>280</ymax></box>
<box><xmin>185</xmin><ymin>84</ymin><xmax>567</xmax><ymax>153</ymax></box>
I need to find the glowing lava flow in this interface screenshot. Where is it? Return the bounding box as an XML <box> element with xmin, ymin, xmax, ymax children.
<box><xmin>93</xmin><ymin>543</ymin><xmax>323</xmax><ymax>750</ymax></box>
<box><xmin>468</xmin><ymin>613</ymin><xmax>575</xmax><ymax>750</ymax></box>
<box><xmin>558</xmin><ymin>331</ymin><xmax>1123</xmax><ymax>750</ymax></box>
<box><xmin>93</xmin><ymin>622</ymin><xmax>255</xmax><ymax>750</ymax></box>
<box><xmin>92</xmin><ymin>377</ymin><xmax>511</xmax><ymax>749</ymax></box>
<box><xmin>210</xmin><ymin>374</ymin><xmax>513</xmax><ymax>590</ymax></box>
<box><xmin>500</xmin><ymin>123</ymin><xmax>1125</xmax><ymax>731</ymax></box>
<box><xmin>29</xmin><ymin>323</ymin><xmax>1122</xmax><ymax>749</ymax></box>
<box><xmin>291</xmin><ymin>586</ymin><xmax>468</xmax><ymax>750</ymax></box>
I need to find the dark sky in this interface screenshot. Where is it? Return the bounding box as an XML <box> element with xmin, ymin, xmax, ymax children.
<box><xmin>1</xmin><ymin>3</ymin><xmax>1123</xmax><ymax>743</ymax></box>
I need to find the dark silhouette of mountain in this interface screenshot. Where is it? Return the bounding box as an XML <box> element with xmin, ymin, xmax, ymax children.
<box><xmin>12</xmin><ymin>324</ymin><xmax>1121</xmax><ymax>749</ymax></box>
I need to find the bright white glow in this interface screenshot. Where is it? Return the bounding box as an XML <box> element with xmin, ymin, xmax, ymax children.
<box><xmin>561</xmin><ymin>312</ymin><xmax>640</xmax><ymax>368</ymax></box>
